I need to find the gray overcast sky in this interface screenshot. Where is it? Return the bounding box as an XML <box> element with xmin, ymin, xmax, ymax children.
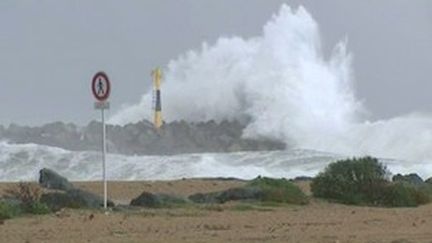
<box><xmin>0</xmin><ymin>0</ymin><xmax>431</xmax><ymax>125</ymax></box>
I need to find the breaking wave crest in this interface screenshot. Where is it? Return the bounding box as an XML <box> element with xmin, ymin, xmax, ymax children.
<box><xmin>110</xmin><ymin>5</ymin><xmax>432</xmax><ymax>164</ymax></box>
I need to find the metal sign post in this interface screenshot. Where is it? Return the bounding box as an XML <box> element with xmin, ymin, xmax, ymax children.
<box><xmin>92</xmin><ymin>71</ymin><xmax>111</xmax><ymax>210</ymax></box>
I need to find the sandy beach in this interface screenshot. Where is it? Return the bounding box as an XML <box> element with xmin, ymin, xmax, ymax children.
<box><xmin>0</xmin><ymin>179</ymin><xmax>431</xmax><ymax>243</ymax></box>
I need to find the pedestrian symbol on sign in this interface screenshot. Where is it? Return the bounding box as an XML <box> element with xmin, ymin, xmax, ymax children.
<box><xmin>92</xmin><ymin>72</ymin><xmax>111</xmax><ymax>102</ymax></box>
<box><xmin>97</xmin><ymin>79</ymin><xmax>105</xmax><ymax>95</ymax></box>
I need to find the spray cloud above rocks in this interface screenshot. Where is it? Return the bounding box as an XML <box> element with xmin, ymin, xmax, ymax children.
<box><xmin>110</xmin><ymin>5</ymin><xmax>432</xmax><ymax>163</ymax></box>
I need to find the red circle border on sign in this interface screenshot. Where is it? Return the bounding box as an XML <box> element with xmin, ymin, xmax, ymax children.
<box><xmin>92</xmin><ymin>72</ymin><xmax>111</xmax><ymax>102</ymax></box>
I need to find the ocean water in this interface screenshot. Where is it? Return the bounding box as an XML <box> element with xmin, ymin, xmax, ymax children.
<box><xmin>0</xmin><ymin>142</ymin><xmax>430</xmax><ymax>182</ymax></box>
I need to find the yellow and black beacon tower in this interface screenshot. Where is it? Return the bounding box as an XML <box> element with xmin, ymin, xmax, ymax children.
<box><xmin>152</xmin><ymin>67</ymin><xmax>163</xmax><ymax>130</ymax></box>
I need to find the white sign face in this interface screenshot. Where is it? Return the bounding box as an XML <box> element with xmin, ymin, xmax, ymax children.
<box><xmin>92</xmin><ymin>72</ymin><xmax>111</xmax><ymax>102</ymax></box>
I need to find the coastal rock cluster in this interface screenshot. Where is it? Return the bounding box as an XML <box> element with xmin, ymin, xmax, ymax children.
<box><xmin>0</xmin><ymin>120</ymin><xmax>285</xmax><ymax>155</ymax></box>
<box><xmin>38</xmin><ymin>168</ymin><xmax>114</xmax><ymax>210</ymax></box>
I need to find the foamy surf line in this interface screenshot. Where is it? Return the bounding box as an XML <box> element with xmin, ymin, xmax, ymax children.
<box><xmin>0</xmin><ymin>142</ymin><xmax>430</xmax><ymax>182</ymax></box>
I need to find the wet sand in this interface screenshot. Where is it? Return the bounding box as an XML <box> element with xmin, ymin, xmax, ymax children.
<box><xmin>1</xmin><ymin>179</ymin><xmax>432</xmax><ymax>243</ymax></box>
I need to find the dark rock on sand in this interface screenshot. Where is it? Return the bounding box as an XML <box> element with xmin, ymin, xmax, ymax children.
<box><xmin>39</xmin><ymin>168</ymin><xmax>74</xmax><ymax>191</ymax></box>
<box><xmin>67</xmin><ymin>189</ymin><xmax>114</xmax><ymax>207</ymax></box>
<box><xmin>41</xmin><ymin>193</ymin><xmax>75</xmax><ymax>211</ymax></box>
<box><xmin>130</xmin><ymin>191</ymin><xmax>188</xmax><ymax>208</ymax></box>
<box><xmin>41</xmin><ymin>189</ymin><xmax>114</xmax><ymax>211</ymax></box>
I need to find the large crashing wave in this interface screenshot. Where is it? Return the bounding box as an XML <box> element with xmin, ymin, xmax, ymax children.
<box><xmin>110</xmin><ymin>5</ymin><xmax>432</xmax><ymax>164</ymax></box>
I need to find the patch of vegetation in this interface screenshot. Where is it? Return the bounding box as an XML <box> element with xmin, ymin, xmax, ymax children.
<box><xmin>248</xmin><ymin>177</ymin><xmax>309</xmax><ymax>205</ymax></box>
<box><xmin>188</xmin><ymin>177</ymin><xmax>308</xmax><ymax>205</ymax></box>
<box><xmin>5</xmin><ymin>182</ymin><xmax>42</xmax><ymax>207</ymax></box>
<box><xmin>311</xmin><ymin>157</ymin><xmax>431</xmax><ymax>207</ymax></box>
<box><xmin>157</xmin><ymin>194</ymin><xmax>190</xmax><ymax>208</ymax></box>
<box><xmin>417</xmin><ymin>184</ymin><xmax>432</xmax><ymax>199</ymax></box>
<box><xmin>2</xmin><ymin>182</ymin><xmax>51</xmax><ymax>219</ymax></box>
<box><xmin>380</xmin><ymin>183</ymin><xmax>419</xmax><ymax>207</ymax></box>
<box><xmin>27</xmin><ymin>201</ymin><xmax>51</xmax><ymax>215</ymax></box>
<box><xmin>0</xmin><ymin>201</ymin><xmax>22</xmax><ymax>220</ymax></box>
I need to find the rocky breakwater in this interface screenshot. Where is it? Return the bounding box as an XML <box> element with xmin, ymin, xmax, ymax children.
<box><xmin>0</xmin><ymin>120</ymin><xmax>285</xmax><ymax>155</ymax></box>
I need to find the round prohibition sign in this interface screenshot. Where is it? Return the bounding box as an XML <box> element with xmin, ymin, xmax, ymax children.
<box><xmin>92</xmin><ymin>72</ymin><xmax>111</xmax><ymax>102</ymax></box>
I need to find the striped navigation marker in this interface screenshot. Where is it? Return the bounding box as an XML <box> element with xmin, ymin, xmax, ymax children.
<box><xmin>152</xmin><ymin>68</ymin><xmax>163</xmax><ymax>130</ymax></box>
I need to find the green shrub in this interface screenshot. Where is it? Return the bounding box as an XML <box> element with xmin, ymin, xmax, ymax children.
<box><xmin>248</xmin><ymin>177</ymin><xmax>309</xmax><ymax>205</ymax></box>
<box><xmin>0</xmin><ymin>201</ymin><xmax>22</xmax><ymax>220</ymax></box>
<box><xmin>378</xmin><ymin>183</ymin><xmax>430</xmax><ymax>207</ymax></box>
<box><xmin>417</xmin><ymin>184</ymin><xmax>432</xmax><ymax>201</ymax></box>
<box><xmin>27</xmin><ymin>202</ymin><xmax>51</xmax><ymax>215</ymax></box>
<box><xmin>311</xmin><ymin>157</ymin><xmax>388</xmax><ymax>205</ymax></box>
<box><xmin>311</xmin><ymin>157</ymin><xmax>430</xmax><ymax>207</ymax></box>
